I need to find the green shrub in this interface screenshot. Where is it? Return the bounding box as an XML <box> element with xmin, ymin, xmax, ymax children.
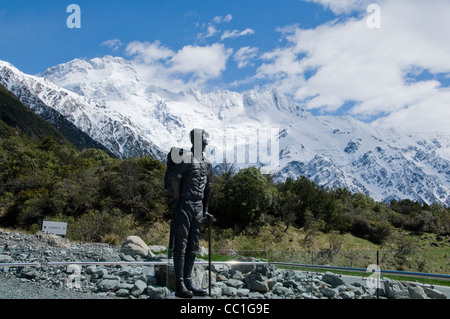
<box><xmin>68</xmin><ymin>209</ymin><xmax>133</xmax><ymax>243</ymax></box>
<box><xmin>217</xmin><ymin>167</ymin><xmax>274</xmax><ymax>232</ymax></box>
<box><xmin>351</xmin><ymin>215</ymin><xmax>392</xmax><ymax>244</ymax></box>
<box><xmin>406</xmin><ymin>211</ymin><xmax>441</xmax><ymax>233</ymax></box>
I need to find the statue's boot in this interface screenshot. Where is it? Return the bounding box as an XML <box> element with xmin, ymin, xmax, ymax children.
<box><xmin>173</xmin><ymin>252</ymin><xmax>193</xmax><ymax>298</ymax></box>
<box><xmin>184</xmin><ymin>252</ymin><xmax>207</xmax><ymax>296</ymax></box>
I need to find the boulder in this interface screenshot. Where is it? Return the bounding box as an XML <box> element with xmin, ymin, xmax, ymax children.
<box><xmin>222</xmin><ymin>286</ymin><xmax>238</xmax><ymax>296</ymax></box>
<box><xmin>321</xmin><ymin>272</ymin><xmax>345</xmax><ymax>288</ymax></box>
<box><xmin>97</xmin><ymin>277</ymin><xmax>120</xmax><ymax>292</ymax></box>
<box><xmin>383</xmin><ymin>279</ymin><xmax>411</xmax><ymax>299</ymax></box>
<box><xmin>342</xmin><ymin>291</ymin><xmax>355</xmax><ymax>299</ymax></box>
<box><xmin>237</xmin><ymin>288</ymin><xmax>250</xmax><ymax>297</ymax></box>
<box><xmin>0</xmin><ymin>254</ymin><xmax>12</xmax><ymax>263</ymax></box>
<box><xmin>383</xmin><ymin>279</ymin><xmax>439</xmax><ymax>299</ymax></box>
<box><xmin>231</xmin><ymin>270</ymin><xmax>245</xmax><ymax>280</ymax></box>
<box><xmin>198</xmin><ymin>246</ymin><xmax>208</xmax><ymax>257</ymax></box>
<box><xmin>248</xmin><ymin>292</ymin><xmax>265</xmax><ymax>299</ymax></box>
<box><xmin>273</xmin><ymin>285</ymin><xmax>292</xmax><ymax>296</ymax></box>
<box><xmin>35</xmin><ymin>231</ymin><xmax>71</xmax><ymax>248</ymax></box>
<box><xmin>147</xmin><ymin>286</ymin><xmax>170</xmax><ymax>299</ymax></box>
<box><xmin>321</xmin><ymin>287</ymin><xmax>338</xmax><ymax>298</ymax></box>
<box><xmin>407</xmin><ymin>283</ymin><xmax>428</xmax><ymax>299</ymax></box>
<box><xmin>131</xmin><ymin>279</ymin><xmax>147</xmax><ymax>297</ymax></box>
<box><xmin>120</xmin><ymin>236</ymin><xmax>155</xmax><ymax>259</ymax></box>
<box><xmin>226</xmin><ymin>278</ymin><xmax>244</xmax><ymax>289</ymax></box>
<box><xmin>155</xmin><ymin>263</ymin><xmax>206</xmax><ymax>291</ymax></box>
<box><xmin>424</xmin><ymin>287</ymin><xmax>447</xmax><ymax>299</ymax></box>
<box><xmin>115</xmin><ymin>289</ymin><xmax>130</xmax><ymax>297</ymax></box>
<box><xmin>245</xmin><ymin>271</ymin><xmax>269</xmax><ymax>292</ymax></box>
<box><xmin>202</xmin><ymin>268</ymin><xmax>216</xmax><ymax>289</ymax></box>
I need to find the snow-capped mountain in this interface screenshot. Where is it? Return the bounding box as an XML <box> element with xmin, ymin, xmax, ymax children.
<box><xmin>1</xmin><ymin>56</ymin><xmax>449</xmax><ymax>206</ymax></box>
<box><xmin>0</xmin><ymin>58</ymin><xmax>165</xmax><ymax>160</ymax></box>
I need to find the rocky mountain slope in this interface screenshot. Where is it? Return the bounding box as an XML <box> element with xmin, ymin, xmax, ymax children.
<box><xmin>0</xmin><ymin>82</ymin><xmax>111</xmax><ymax>154</ymax></box>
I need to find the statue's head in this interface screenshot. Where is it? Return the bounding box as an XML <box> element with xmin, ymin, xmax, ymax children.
<box><xmin>190</xmin><ymin>128</ymin><xmax>209</xmax><ymax>152</ymax></box>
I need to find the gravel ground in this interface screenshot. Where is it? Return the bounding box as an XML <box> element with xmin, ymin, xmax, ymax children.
<box><xmin>0</xmin><ymin>273</ymin><xmax>118</xmax><ymax>299</ymax></box>
<box><xmin>0</xmin><ymin>229</ymin><xmax>121</xmax><ymax>300</ymax></box>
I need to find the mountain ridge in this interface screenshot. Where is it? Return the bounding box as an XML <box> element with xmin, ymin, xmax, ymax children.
<box><xmin>0</xmin><ymin>81</ymin><xmax>112</xmax><ymax>154</ymax></box>
<box><xmin>0</xmin><ymin>59</ymin><xmax>165</xmax><ymax>160</ymax></box>
<box><xmin>1</xmin><ymin>56</ymin><xmax>448</xmax><ymax>206</ymax></box>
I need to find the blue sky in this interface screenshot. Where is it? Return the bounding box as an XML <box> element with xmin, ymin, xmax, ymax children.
<box><xmin>1</xmin><ymin>0</ymin><xmax>450</xmax><ymax>134</ymax></box>
<box><xmin>0</xmin><ymin>0</ymin><xmax>332</xmax><ymax>75</ymax></box>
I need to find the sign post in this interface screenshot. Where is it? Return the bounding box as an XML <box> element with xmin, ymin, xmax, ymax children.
<box><xmin>42</xmin><ymin>220</ymin><xmax>67</xmax><ymax>237</ymax></box>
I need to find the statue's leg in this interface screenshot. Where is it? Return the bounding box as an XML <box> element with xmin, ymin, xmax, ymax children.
<box><xmin>184</xmin><ymin>201</ymin><xmax>207</xmax><ymax>296</ymax></box>
<box><xmin>172</xmin><ymin>201</ymin><xmax>193</xmax><ymax>298</ymax></box>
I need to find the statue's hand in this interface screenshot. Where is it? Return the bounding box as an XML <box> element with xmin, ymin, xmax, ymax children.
<box><xmin>201</xmin><ymin>212</ymin><xmax>216</xmax><ymax>224</ymax></box>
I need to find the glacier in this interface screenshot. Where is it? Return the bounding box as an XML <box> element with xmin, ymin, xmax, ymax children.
<box><xmin>0</xmin><ymin>56</ymin><xmax>449</xmax><ymax>206</ymax></box>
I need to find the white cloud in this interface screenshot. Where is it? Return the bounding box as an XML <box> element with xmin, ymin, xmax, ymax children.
<box><xmin>125</xmin><ymin>40</ymin><xmax>174</xmax><ymax>63</ymax></box>
<box><xmin>170</xmin><ymin>43</ymin><xmax>233</xmax><ymax>80</ymax></box>
<box><xmin>224</xmin><ymin>14</ymin><xmax>233</xmax><ymax>23</ymax></box>
<box><xmin>371</xmin><ymin>88</ymin><xmax>450</xmax><ymax>134</ymax></box>
<box><xmin>125</xmin><ymin>41</ymin><xmax>232</xmax><ymax>91</ymax></box>
<box><xmin>198</xmin><ymin>14</ymin><xmax>234</xmax><ymax>41</ymax></box>
<box><xmin>256</xmin><ymin>0</ymin><xmax>450</xmax><ymax>133</ymax></box>
<box><xmin>214</xmin><ymin>14</ymin><xmax>233</xmax><ymax>24</ymax></box>
<box><xmin>197</xmin><ymin>14</ymin><xmax>254</xmax><ymax>42</ymax></box>
<box><xmin>100</xmin><ymin>38</ymin><xmax>123</xmax><ymax>51</ymax></box>
<box><xmin>205</xmin><ymin>25</ymin><xmax>218</xmax><ymax>38</ymax></box>
<box><xmin>234</xmin><ymin>47</ymin><xmax>259</xmax><ymax>68</ymax></box>
<box><xmin>303</xmin><ymin>0</ymin><xmax>372</xmax><ymax>14</ymax></box>
<box><xmin>221</xmin><ymin>28</ymin><xmax>255</xmax><ymax>41</ymax></box>
<box><xmin>197</xmin><ymin>24</ymin><xmax>219</xmax><ymax>41</ymax></box>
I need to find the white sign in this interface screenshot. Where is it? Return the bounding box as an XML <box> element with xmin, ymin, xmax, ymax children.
<box><xmin>42</xmin><ymin>221</ymin><xmax>67</xmax><ymax>236</ymax></box>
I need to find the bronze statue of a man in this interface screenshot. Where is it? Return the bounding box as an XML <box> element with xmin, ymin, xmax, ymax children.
<box><xmin>167</xmin><ymin>128</ymin><xmax>214</xmax><ymax>298</ymax></box>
